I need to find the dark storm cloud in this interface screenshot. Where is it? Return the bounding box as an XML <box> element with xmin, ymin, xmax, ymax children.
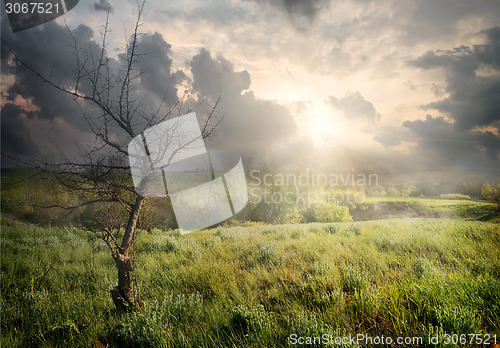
<box><xmin>191</xmin><ymin>48</ymin><xmax>250</xmax><ymax>100</ymax></box>
<box><xmin>190</xmin><ymin>48</ymin><xmax>298</xmax><ymax>155</ymax></box>
<box><xmin>250</xmin><ymin>0</ymin><xmax>328</xmax><ymax>30</ymax></box>
<box><xmin>373</xmin><ymin>126</ymin><xmax>411</xmax><ymax>148</ymax></box>
<box><xmin>1</xmin><ymin>103</ymin><xmax>40</xmax><ymax>157</ymax></box>
<box><xmin>394</xmin><ymin>0</ymin><xmax>500</xmax><ymax>44</ymax></box>
<box><xmin>373</xmin><ymin>26</ymin><xmax>500</xmax><ymax>170</ymax></box>
<box><xmin>476</xmin><ymin>26</ymin><xmax>500</xmax><ymax>67</ymax></box>
<box><xmin>329</xmin><ymin>91</ymin><xmax>380</xmax><ymax>123</ymax></box>
<box><xmin>408</xmin><ymin>26</ymin><xmax>500</xmax><ymax>131</ymax></box>
<box><xmin>1</xmin><ymin>18</ymin><xmax>101</xmax><ymax>131</ymax></box>
<box><xmin>283</xmin><ymin>0</ymin><xmax>325</xmax><ymax>21</ymax></box>
<box><xmin>134</xmin><ymin>33</ymin><xmax>185</xmax><ymax>105</ymax></box>
<box><xmin>1</xmin><ymin>13</ymin><xmax>183</xmax><ymax>159</ymax></box>
<box><xmin>403</xmin><ymin>115</ymin><xmax>500</xmax><ymax>168</ymax></box>
<box><xmin>94</xmin><ymin>0</ymin><xmax>113</xmax><ymax>13</ymax></box>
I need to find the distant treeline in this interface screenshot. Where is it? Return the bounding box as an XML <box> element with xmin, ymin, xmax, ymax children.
<box><xmin>1</xmin><ymin>168</ymin><xmax>498</xmax><ymax>229</ymax></box>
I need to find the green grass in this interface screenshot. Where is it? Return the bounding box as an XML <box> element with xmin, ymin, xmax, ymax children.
<box><xmin>2</xmin><ymin>217</ymin><xmax>499</xmax><ymax>347</ymax></box>
<box><xmin>354</xmin><ymin>197</ymin><xmax>497</xmax><ymax>221</ymax></box>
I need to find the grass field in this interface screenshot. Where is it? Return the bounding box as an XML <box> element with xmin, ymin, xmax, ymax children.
<box><xmin>1</xmin><ymin>214</ymin><xmax>499</xmax><ymax>347</ymax></box>
<box><xmin>351</xmin><ymin>197</ymin><xmax>498</xmax><ymax>222</ymax></box>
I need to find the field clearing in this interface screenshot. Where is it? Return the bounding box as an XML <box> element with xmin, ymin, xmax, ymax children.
<box><xmin>1</xmin><ymin>217</ymin><xmax>499</xmax><ymax>347</ymax></box>
<box><xmin>352</xmin><ymin>197</ymin><xmax>497</xmax><ymax>222</ymax></box>
<box><xmin>364</xmin><ymin>196</ymin><xmax>493</xmax><ymax>208</ymax></box>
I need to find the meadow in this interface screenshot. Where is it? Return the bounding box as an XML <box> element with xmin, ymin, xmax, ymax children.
<box><xmin>1</xmin><ymin>214</ymin><xmax>499</xmax><ymax>347</ymax></box>
<box><xmin>351</xmin><ymin>197</ymin><xmax>498</xmax><ymax>222</ymax></box>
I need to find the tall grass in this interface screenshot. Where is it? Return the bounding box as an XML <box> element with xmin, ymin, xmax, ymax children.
<box><xmin>2</xmin><ymin>217</ymin><xmax>499</xmax><ymax>347</ymax></box>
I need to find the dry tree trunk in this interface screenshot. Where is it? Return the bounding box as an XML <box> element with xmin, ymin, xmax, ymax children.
<box><xmin>111</xmin><ymin>195</ymin><xmax>144</xmax><ymax>310</ymax></box>
<box><xmin>111</xmin><ymin>254</ymin><xmax>137</xmax><ymax>310</ymax></box>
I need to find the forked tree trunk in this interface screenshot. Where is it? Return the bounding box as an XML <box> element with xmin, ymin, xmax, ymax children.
<box><xmin>111</xmin><ymin>195</ymin><xmax>145</xmax><ymax>310</ymax></box>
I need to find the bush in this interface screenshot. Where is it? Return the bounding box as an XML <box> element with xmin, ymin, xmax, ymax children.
<box><xmin>482</xmin><ymin>182</ymin><xmax>500</xmax><ymax>205</ymax></box>
<box><xmin>283</xmin><ymin>207</ymin><xmax>304</xmax><ymax>224</ymax></box>
<box><xmin>314</xmin><ymin>203</ymin><xmax>353</xmax><ymax>223</ymax></box>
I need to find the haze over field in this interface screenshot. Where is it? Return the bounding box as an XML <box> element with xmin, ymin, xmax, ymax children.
<box><xmin>2</xmin><ymin>0</ymin><xmax>500</xmax><ymax>174</ymax></box>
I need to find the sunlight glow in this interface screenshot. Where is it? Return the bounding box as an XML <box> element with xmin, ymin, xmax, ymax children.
<box><xmin>301</xmin><ymin>101</ymin><xmax>345</xmax><ymax>146</ymax></box>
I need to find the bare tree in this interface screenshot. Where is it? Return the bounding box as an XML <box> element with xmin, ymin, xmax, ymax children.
<box><xmin>1</xmin><ymin>1</ymin><xmax>221</xmax><ymax>309</ymax></box>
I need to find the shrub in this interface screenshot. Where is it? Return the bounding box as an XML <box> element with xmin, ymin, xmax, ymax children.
<box><xmin>482</xmin><ymin>181</ymin><xmax>500</xmax><ymax>205</ymax></box>
<box><xmin>314</xmin><ymin>203</ymin><xmax>353</xmax><ymax>223</ymax></box>
<box><xmin>283</xmin><ymin>207</ymin><xmax>304</xmax><ymax>224</ymax></box>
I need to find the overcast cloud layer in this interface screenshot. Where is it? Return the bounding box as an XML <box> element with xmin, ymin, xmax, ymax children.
<box><xmin>1</xmin><ymin>0</ymin><xmax>499</xmax><ymax>173</ymax></box>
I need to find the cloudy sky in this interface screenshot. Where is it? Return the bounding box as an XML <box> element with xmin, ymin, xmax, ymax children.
<box><xmin>1</xmin><ymin>0</ymin><xmax>500</xmax><ymax>174</ymax></box>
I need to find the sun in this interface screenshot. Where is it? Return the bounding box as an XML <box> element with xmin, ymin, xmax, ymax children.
<box><xmin>302</xmin><ymin>102</ymin><xmax>343</xmax><ymax>145</ymax></box>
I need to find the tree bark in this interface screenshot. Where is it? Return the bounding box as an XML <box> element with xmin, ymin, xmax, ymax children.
<box><xmin>111</xmin><ymin>253</ymin><xmax>137</xmax><ymax>310</ymax></box>
<box><xmin>111</xmin><ymin>195</ymin><xmax>145</xmax><ymax>310</ymax></box>
<box><xmin>122</xmin><ymin>195</ymin><xmax>145</xmax><ymax>256</ymax></box>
